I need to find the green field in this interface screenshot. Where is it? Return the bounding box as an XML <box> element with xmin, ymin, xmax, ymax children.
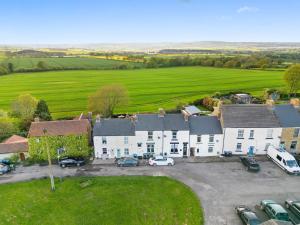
<box><xmin>0</xmin><ymin>176</ymin><xmax>203</xmax><ymax>225</ymax></box>
<box><xmin>1</xmin><ymin>57</ymin><xmax>141</xmax><ymax>71</ymax></box>
<box><xmin>0</xmin><ymin>66</ymin><xmax>284</xmax><ymax>118</ymax></box>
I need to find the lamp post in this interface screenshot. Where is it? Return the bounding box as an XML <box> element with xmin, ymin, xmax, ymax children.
<box><xmin>43</xmin><ymin>128</ymin><xmax>55</xmax><ymax>191</ymax></box>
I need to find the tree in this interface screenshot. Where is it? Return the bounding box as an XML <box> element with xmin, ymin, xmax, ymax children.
<box><xmin>88</xmin><ymin>84</ymin><xmax>129</xmax><ymax>117</ymax></box>
<box><xmin>37</xmin><ymin>61</ymin><xmax>49</xmax><ymax>70</ymax></box>
<box><xmin>11</xmin><ymin>94</ymin><xmax>38</xmax><ymax>120</ymax></box>
<box><xmin>34</xmin><ymin>100</ymin><xmax>52</xmax><ymax>121</ymax></box>
<box><xmin>0</xmin><ymin>118</ymin><xmax>17</xmax><ymax>142</ymax></box>
<box><xmin>284</xmin><ymin>64</ymin><xmax>300</xmax><ymax>96</ymax></box>
<box><xmin>7</xmin><ymin>62</ymin><xmax>14</xmax><ymax>73</ymax></box>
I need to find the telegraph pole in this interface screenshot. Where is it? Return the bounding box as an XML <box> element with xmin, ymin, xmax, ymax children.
<box><xmin>43</xmin><ymin>128</ymin><xmax>55</xmax><ymax>191</ymax></box>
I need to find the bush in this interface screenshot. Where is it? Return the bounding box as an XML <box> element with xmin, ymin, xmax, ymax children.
<box><xmin>28</xmin><ymin>135</ymin><xmax>91</xmax><ymax>161</ymax></box>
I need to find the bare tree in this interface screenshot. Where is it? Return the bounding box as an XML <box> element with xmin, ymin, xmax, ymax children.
<box><xmin>88</xmin><ymin>84</ymin><xmax>129</xmax><ymax>117</ymax></box>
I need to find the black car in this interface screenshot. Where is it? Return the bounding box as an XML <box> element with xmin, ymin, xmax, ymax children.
<box><xmin>235</xmin><ymin>205</ymin><xmax>261</xmax><ymax>225</ymax></box>
<box><xmin>59</xmin><ymin>157</ymin><xmax>85</xmax><ymax>168</ymax></box>
<box><xmin>222</xmin><ymin>151</ymin><xmax>233</xmax><ymax>157</ymax></box>
<box><xmin>117</xmin><ymin>157</ymin><xmax>138</xmax><ymax>167</ymax></box>
<box><xmin>240</xmin><ymin>156</ymin><xmax>260</xmax><ymax>172</ymax></box>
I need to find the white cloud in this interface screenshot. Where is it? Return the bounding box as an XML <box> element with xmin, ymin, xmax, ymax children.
<box><xmin>237</xmin><ymin>6</ymin><xmax>259</xmax><ymax>13</ymax></box>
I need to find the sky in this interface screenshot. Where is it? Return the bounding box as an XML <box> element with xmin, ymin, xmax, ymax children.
<box><xmin>0</xmin><ymin>0</ymin><xmax>300</xmax><ymax>44</ymax></box>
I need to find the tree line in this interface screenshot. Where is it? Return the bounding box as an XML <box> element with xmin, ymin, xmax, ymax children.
<box><xmin>144</xmin><ymin>54</ymin><xmax>284</xmax><ymax>69</ymax></box>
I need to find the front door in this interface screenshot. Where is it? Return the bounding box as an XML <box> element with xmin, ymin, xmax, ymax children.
<box><xmin>183</xmin><ymin>143</ymin><xmax>188</xmax><ymax>157</ymax></box>
<box><xmin>19</xmin><ymin>152</ymin><xmax>25</xmax><ymax>161</ymax></box>
<box><xmin>248</xmin><ymin>146</ymin><xmax>254</xmax><ymax>156</ymax></box>
<box><xmin>117</xmin><ymin>149</ymin><xmax>121</xmax><ymax>158</ymax></box>
<box><xmin>190</xmin><ymin>148</ymin><xmax>195</xmax><ymax>157</ymax></box>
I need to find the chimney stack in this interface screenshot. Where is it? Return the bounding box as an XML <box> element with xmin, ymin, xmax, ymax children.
<box><xmin>158</xmin><ymin>108</ymin><xmax>165</xmax><ymax>117</ymax></box>
<box><xmin>181</xmin><ymin>110</ymin><xmax>189</xmax><ymax>122</ymax></box>
<box><xmin>211</xmin><ymin>100</ymin><xmax>222</xmax><ymax>118</ymax></box>
<box><xmin>34</xmin><ymin>117</ymin><xmax>40</xmax><ymax>122</ymax></box>
<box><xmin>266</xmin><ymin>99</ymin><xmax>275</xmax><ymax>107</ymax></box>
<box><xmin>290</xmin><ymin>98</ymin><xmax>300</xmax><ymax>108</ymax></box>
<box><xmin>96</xmin><ymin>114</ymin><xmax>101</xmax><ymax>123</ymax></box>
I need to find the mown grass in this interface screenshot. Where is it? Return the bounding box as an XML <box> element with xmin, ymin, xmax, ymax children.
<box><xmin>0</xmin><ymin>66</ymin><xmax>284</xmax><ymax>118</ymax></box>
<box><xmin>1</xmin><ymin>57</ymin><xmax>141</xmax><ymax>71</ymax></box>
<box><xmin>0</xmin><ymin>176</ymin><xmax>203</xmax><ymax>225</ymax></box>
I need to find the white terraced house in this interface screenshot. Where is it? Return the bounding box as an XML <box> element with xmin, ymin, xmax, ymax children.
<box><xmin>93</xmin><ymin>103</ymin><xmax>292</xmax><ymax>159</ymax></box>
<box><xmin>93</xmin><ymin>109</ymin><xmax>223</xmax><ymax>159</ymax></box>
<box><xmin>220</xmin><ymin>104</ymin><xmax>282</xmax><ymax>155</ymax></box>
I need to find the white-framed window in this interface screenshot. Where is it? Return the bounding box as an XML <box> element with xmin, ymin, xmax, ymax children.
<box><xmin>249</xmin><ymin>130</ymin><xmax>254</xmax><ymax>139</ymax></box>
<box><xmin>147</xmin><ymin>143</ymin><xmax>154</xmax><ymax>153</ymax></box>
<box><xmin>148</xmin><ymin>131</ymin><xmax>153</xmax><ymax>140</ymax></box>
<box><xmin>266</xmin><ymin>129</ymin><xmax>273</xmax><ymax>139</ymax></box>
<box><xmin>197</xmin><ymin>135</ymin><xmax>202</xmax><ymax>143</ymax></box>
<box><xmin>236</xmin><ymin>143</ymin><xmax>242</xmax><ymax>152</ymax></box>
<box><xmin>172</xmin><ymin>131</ymin><xmax>177</xmax><ymax>139</ymax></box>
<box><xmin>209</xmin><ymin>135</ymin><xmax>214</xmax><ymax>143</ymax></box>
<box><xmin>102</xmin><ymin>136</ymin><xmax>107</xmax><ymax>144</ymax></box>
<box><xmin>102</xmin><ymin>148</ymin><xmax>107</xmax><ymax>154</ymax></box>
<box><xmin>124</xmin><ymin>136</ymin><xmax>128</xmax><ymax>144</ymax></box>
<box><xmin>237</xmin><ymin>129</ymin><xmax>244</xmax><ymax>139</ymax></box>
<box><xmin>197</xmin><ymin>148</ymin><xmax>199</xmax><ymax>153</ymax></box>
<box><xmin>170</xmin><ymin>143</ymin><xmax>179</xmax><ymax>153</ymax></box>
<box><xmin>137</xmin><ymin>143</ymin><xmax>142</xmax><ymax>147</ymax></box>
<box><xmin>293</xmin><ymin>128</ymin><xmax>300</xmax><ymax>138</ymax></box>
<box><xmin>124</xmin><ymin>148</ymin><xmax>129</xmax><ymax>155</ymax></box>
<box><xmin>208</xmin><ymin>146</ymin><xmax>213</xmax><ymax>152</ymax></box>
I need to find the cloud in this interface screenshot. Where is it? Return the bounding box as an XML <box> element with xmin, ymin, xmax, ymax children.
<box><xmin>237</xmin><ymin>6</ymin><xmax>259</xmax><ymax>13</ymax></box>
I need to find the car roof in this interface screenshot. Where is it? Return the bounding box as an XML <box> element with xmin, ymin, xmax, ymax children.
<box><xmin>268</xmin><ymin>204</ymin><xmax>287</xmax><ymax>213</ymax></box>
<box><xmin>244</xmin><ymin>211</ymin><xmax>258</xmax><ymax>220</ymax></box>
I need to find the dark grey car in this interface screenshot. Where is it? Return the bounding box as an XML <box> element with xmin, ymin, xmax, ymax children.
<box><xmin>117</xmin><ymin>157</ymin><xmax>138</xmax><ymax>167</ymax></box>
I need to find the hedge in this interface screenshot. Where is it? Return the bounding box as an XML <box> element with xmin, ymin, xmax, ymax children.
<box><xmin>28</xmin><ymin>135</ymin><xmax>91</xmax><ymax>161</ymax></box>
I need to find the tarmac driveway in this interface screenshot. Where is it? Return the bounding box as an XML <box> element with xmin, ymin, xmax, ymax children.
<box><xmin>1</xmin><ymin>161</ymin><xmax>299</xmax><ymax>225</ymax></box>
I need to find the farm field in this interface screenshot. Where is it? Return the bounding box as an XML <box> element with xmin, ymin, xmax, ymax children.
<box><xmin>0</xmin><ymin>66</ymin><xmax>284</xmax><ymax>118</ymax></box>
<box><xmin>1</xmin><ymin>57</ymin><xmax>141</xmax><ymax>71</ymax></box>
<box><xmin>0</xmin><ymin>176</ymin><xmax>203</xmax><ymax>225</ymax></box>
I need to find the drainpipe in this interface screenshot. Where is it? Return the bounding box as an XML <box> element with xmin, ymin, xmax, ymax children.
<box><xmin>222</xmin><ymin>128</ymin><xmax>226</xmax><ymax>155</ymax></box>
<box><xmin>161</xmin><ymin>130</ymin><xmax>164</xmax><ymax>156</ymax></box>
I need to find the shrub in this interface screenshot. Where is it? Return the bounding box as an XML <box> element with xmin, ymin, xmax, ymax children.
<box><xmin>28</xmin><ymin>135</ymin><xmax>91</xmax><ymax>161</ymax></box>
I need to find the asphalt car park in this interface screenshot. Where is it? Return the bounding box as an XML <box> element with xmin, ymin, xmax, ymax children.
<box><xmin>0</xmin><ymin>159</ymin><xmax>299</xmax><ymax>225</ymax></box>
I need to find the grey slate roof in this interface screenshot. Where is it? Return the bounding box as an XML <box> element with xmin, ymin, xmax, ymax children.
<box><xmin>163</xmin><ymin>114</ymin><xmax>189</xmax><ymax>130</ymax></box>
<box><xmin>93</xmin><ymin>119</ymin><xmax>135</xmax><ymax>136</ymax></box>
<box><xmin>221</xmin><ymin>104</ymin><xmax>280</xmax><ymax>128</ymax></box>
<box><xmin>273</xmin><ymin>104</ymin><xmax>300</xmax><ymax>127</ymax></box>
<box><xmin>135</xmin><ymin>114</ymin><xmax>164</xmax><ymax>131</ymax></box>
<box><xmin>189</xmin><ymin>116</ymin><xmax>223</xmax><ymax>135</ymax></box>
<box><xmin>135</xmin><ymin>114</ymin><xmax>189</xmax><ymax>131</ymax></box>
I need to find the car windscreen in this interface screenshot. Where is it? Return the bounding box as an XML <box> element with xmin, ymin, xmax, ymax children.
<box><xmin>286</xmin><ymin>160</ymin><xmax>299</xmax><ymax>168</ymax></box>
<box><xmin>277</xmin><ymin>213</ymin><xmax>289</xmax><ymax>221</ymax></box>
<box><xmin>250</xmin><ymin>219</ymin><xmax>261</xmax><ymax>225</ymax></box>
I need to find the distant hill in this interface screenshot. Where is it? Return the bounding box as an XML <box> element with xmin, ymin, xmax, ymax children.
<box><xmin>1</xmin><ymin>41</ymin><xmax>300</xmax><ymax>52</ymax></box>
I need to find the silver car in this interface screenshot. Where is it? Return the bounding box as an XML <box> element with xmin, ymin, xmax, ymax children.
<box><xmin>0</xmin><ymin>163</ymin><xmax>10</xmax><ymax>175</ymax></box>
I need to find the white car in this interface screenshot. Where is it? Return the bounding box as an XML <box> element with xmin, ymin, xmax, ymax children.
<box><xmin>149</xmin><ymin>156</ymin><xmax>174</xmax><ymax>166</ymax></box>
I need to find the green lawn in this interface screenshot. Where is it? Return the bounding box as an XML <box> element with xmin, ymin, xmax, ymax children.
<box><xmin>0</xmin><ymin>66</ymin><xmax>284</xmax><ymax>118</ymax></box>
<box><xmin>1</xmin><ymin>57</ymin><xmax>141</xmax><ymax>71</ymax></box>
<box><xmin>0</xmin><ymin>176</ymin><xmax>203</xmax><ymax>225</ymax></box>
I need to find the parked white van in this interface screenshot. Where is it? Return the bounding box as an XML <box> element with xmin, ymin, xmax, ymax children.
<box><xmin>267</xmin><ymin>146</ymin><xmax>300</xmax><ymax>174</ymax></box>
